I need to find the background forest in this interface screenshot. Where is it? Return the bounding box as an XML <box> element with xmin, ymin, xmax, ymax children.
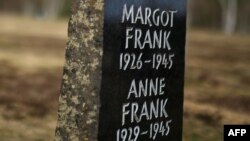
<box><xmin>0</xmin><ymin>0</ymin><xmax>249</xmax><ymax>141</ymax></box>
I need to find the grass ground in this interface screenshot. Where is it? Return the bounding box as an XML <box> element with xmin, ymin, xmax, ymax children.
<box><xmin>184</xmin><ymin>30</ymin><xmax>250</xmax><ymax>141</ymax></box>
<box><xmin>0</xmin><ymin>15</ymin><xmax>249</xmax><ymax>141</ymax></box>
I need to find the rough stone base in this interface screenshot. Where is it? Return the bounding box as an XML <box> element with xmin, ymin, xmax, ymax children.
<box><xmin>55</xmin><ymin>0</ymin><xmax>104</xmax><ymax>141</ymax></box>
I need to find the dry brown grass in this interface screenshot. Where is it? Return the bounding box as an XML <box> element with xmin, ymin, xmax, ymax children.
<box><xmin>184</xmin><ymin>29</ymin><xmax>250</xmax><ymax>141</ymax></box>
<box><xmin>0</xmin><ymin>15</ymin><xmax>67</xmax><ymax>140</ymax></box>
<box><xmin>0</xmin><ymin>14</ymin><xmax>67</xmax><ymax>39</ymax></box>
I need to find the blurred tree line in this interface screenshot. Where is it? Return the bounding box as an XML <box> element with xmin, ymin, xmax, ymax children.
<box><xmin>0</xmin><ymin>0</ymin><xmax>71</xmax><ymax>19</ymax></box>
<box><xmin>0</xmin><ymin>0</ymin><xmax>249</xmax><ymax>34</ymax></box>
<box><xmin>189</xmin><ymin>0</ymin><xmax>250</xmax><ymax>34</ymax></box>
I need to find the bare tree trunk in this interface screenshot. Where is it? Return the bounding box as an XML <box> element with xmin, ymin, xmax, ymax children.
<box><xmin>219</xmin><ymin>0</ymin><xmax>238</xmax><ymax>35</ymax></box>
<box><xmin>187</xmin><ymin>0</ymin><xmax>194</xmax><ymax>27</ymax></box>
<box><xmin>42</xmin><ymin>0</ymin><xmax>65</xmax><ymax>19</ymax></box>
<box><xmin>23</xmin><ymin>0</ymin><xmax>34</xmax><ymax>17</ymax></box>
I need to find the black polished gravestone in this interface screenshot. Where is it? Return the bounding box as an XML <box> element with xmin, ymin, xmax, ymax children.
<box><xmin>99</xmin><ymin>0</ymin><xmax>186</xmax><ymax>141</ymax></box>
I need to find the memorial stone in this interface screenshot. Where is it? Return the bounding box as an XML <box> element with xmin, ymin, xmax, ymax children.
<box><xmin>55</xmin><ymin>0</ymin><xmax>186</xmax><ymax>141</ymax></box>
